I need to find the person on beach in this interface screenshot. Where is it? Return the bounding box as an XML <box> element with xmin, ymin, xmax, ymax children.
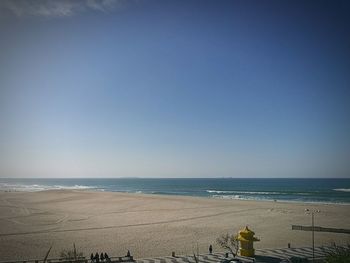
<box><xmin>100</xmin><ymin>253</ymin><xmax>105</xmax><ymax>261</ymax></box>
<box><xmin>209</xmin><ymin>244</ymin><xmax>213</xmax><ymax>254</ymax></box>
<box><xmin>90</xmin><ymin>253</ymin><xmax>94</xmax><ymax>262</ymax></box>
<box><xmin>127</xmin><ymin>250</ymin><xmax>131</xmax><ymax>257</ymax></box>
<box><xmin>95</xmin><ymin>253</ymin><xmax>100</xmax><ymax>263</ymax></box>
<box><xmin>104</xmin><ymin>253</ymin><xmax>109</xmax><ymax>259</ymax></box>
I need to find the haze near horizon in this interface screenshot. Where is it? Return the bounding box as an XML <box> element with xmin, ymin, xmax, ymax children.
<box><xmin>0</xmin><ymin>0</ymin><xmax>349</xmax><ymax>178</ymax></box>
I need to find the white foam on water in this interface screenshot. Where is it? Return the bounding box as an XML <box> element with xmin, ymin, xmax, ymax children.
<box><xmin>333</xmin><ymin>188</ymin><xmax>350</xmax><ymax>192</ymax></box>
<box><xmin>206</xmin><ymin>190</ymin><xmax>236</xmax><ymax>194</ymax></box>
<box><xmin>210</xmin><ymin>194</ymin><xmax>350</xmax><ymax>205</ymax></box>
<box><xmin>0</xmin><ymin>183</ymin><xmax>94</xmax><ymax>192</ymax></box>
<box><xmin>53</xmin><ymin>184</ymin><xmax>94</xmax><ymax>190</ymax></box>
<box><xmin>206</xmin><ymin>189</ymin><xmax>311</xmax><ymax>195</ymax></box>
<box><xmin>210</xmin><ymin>194</ymin><xmax>261</xmax><ymax>201</ymax></box>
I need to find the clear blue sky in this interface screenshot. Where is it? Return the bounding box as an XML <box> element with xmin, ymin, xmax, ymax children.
<box><xmin>0</xmin><ymin>0</ymin><xmax>349</xmax><ymax>178</ymax></box>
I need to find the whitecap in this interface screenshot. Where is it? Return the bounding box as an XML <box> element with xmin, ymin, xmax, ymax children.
<box><xmin>206</xmin><ymin>189</ymin><xmax>291</xmax><ymax>195</ymax></box>
<box><xmin>206</xmin><ymin>190</ymin><xmax>235</xmax><ymax>194</ymax></box>
<box><xmin>0</xmin><ymin>183</ymin><xmax>94</xmax><ymax>192</ymax></box>
<box><xmin>333</xmin><ymin>188</ymin><xmax>350</xmax><ymax>192</ymax></box>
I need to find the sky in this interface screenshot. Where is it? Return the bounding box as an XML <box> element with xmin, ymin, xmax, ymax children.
<box><xmin>0</xmin><ymin>0</ymin><xmax>349</xmax><ymax>178</ymax></box>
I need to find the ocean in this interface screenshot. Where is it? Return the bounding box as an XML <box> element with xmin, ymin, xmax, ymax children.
<box><xmin>1</xmin><ymin>178</ymin><xmax>350</xmax><ymax>204</ymax></box>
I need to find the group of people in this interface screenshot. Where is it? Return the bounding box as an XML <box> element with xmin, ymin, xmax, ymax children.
<box><xmin>90</xmin><ymin>252</ymin><xmax>110</xmax><ymax>263</ymax></box>
<box><xmin>90</xmin><ymin>250</ymin><xmax>132</xmax><ymax>263</ymax></box>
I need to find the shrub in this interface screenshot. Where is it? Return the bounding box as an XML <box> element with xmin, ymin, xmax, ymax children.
<box><xmin>60</xmin><ymin>244</ymin><xmax>84</xmax><ymax>261</ymax></box>
<box><xmin>216</xmin><ymin>233</ymin><xmax>239</xmax><ymax>258</ymax></box>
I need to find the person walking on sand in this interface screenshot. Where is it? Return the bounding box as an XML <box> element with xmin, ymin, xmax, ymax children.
<box><xmin>209</xmin><ymin>245</ymin><xmax>213</xmax><ymax>254</ymax></box>
<box><xmin>90</xmin><ymin>253</ymin><xmax>94</xmax><ymax>262</ymax></box>
<box><xmin>100</xmin><ymin>253</ymin><xmax>104</xmax><ymax>261</ymax></box>
<box><xmin>95</xmin><ymin>253</ymin><xmax>100</xmax><ymax>263</ymax></box>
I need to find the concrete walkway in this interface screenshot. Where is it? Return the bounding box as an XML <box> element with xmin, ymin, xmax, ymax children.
<box><xmin>136</xmin><ymin>246</ymin><xmax>332</xmax><ymax>263</ymax></box>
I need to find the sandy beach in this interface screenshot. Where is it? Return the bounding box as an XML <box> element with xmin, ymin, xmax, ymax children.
<box><xmin>0</xmin><ymin>190</ymin><xmax>349</xmax><ymax>261</ymax></box>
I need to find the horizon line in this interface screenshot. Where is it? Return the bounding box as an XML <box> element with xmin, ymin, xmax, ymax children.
<box><xmin>0</xmin><ymin>177</ymin><xmax>349</xmax><ymax>179</ymax></box>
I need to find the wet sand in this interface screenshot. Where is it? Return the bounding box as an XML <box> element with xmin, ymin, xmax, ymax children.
<box><xmin>0</xmin><ymin>190</ymin><xmax>349</xmax><ymax>260</ymax></box>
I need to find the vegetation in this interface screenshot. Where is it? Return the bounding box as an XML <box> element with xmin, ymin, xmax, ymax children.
<box><xmin>60</xmin><ymin>244</ymin><xmax>84</xmax><ymax>261</ymax></box>
<box><xmin>43</xmin><ymin>246</ymin><xmax>52</xmax><ymax>263</ymax></box>
<box><xmin>324</xmin><ymin>244</ymin><xmax>350</xmax><ymax>263</ymax></box>
<box><xmin>216</xmin><ymin>233</ymin><xmax>239</xmax><ymax>258</ymax></box>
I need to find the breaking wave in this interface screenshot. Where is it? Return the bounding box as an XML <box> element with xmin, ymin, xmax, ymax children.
<box><xmin>206</xmin><ymin>190</ymin><xmax>311</xmax><ymax>195</ymax></box>
<box><xmin>0</xmin><ymin>183</ymin><xmax>94</xmax><ymax>192</ymax></box>
<box><xmin>333</xmin><ymin>188</ymin><xmax>350</xmax><ymax>192</ymax></box>
<box><xmin>210</xmin><ymin>194</ymin><xmax>267</xmax><ymax>201</ymax></box>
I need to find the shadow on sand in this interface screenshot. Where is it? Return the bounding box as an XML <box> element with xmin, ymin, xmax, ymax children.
<box><xmin>254</xmin><ymin>255</ymin><xmax>283</xmax><ymax>263</ymax></box>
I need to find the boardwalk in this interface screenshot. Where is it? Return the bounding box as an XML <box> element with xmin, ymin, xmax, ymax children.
<box><xmin>136</xmin><ymin>246</ymin><xmax>332</xmax><ymax>263</ymax></box>
<box><xmin>0</xmin><ymin>247</ymin><xmax>333</xmax><ymax>263</ymax></box>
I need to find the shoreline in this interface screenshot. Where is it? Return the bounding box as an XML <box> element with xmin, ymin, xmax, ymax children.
<box><xmin>0</xmin><ymin>189</ymin><xmax>349</xmax><ymax>260</ymax></box>
<box><xmin>1</xmin><ymin>178</ymin><xmax>349</xmax><ymax>205</ymax></box>
<box><xmin>4</xmin><ymin>188</ymin><xmax>350</xmax><ymax>206</ymax></box>
<box><xmin>1</xmin><ymin>188</ymin><xmax>350</xmax><ymax>206</ymax></box>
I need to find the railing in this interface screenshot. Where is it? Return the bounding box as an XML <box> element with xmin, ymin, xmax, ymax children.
<box><xmin>292</xmin><ymin>225</ymin><xmax>350</xmax><ymax>234</ymax></box>
<box><xmin>0</xmin><ymin>256</ymin><xmax>134</xmax><ymax>263</ymax></box>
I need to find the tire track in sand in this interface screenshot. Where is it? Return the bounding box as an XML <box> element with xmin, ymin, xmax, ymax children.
<box><xmin>0</xmin><ymin>207</ymin><xmax>263</xmax><ymax>237</ymax></box>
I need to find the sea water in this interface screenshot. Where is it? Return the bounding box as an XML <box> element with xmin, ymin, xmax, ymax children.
<box><xmin>1</xmin><ymin>178</ymin><xmax>350</xmax><ymax>204</ymax></box>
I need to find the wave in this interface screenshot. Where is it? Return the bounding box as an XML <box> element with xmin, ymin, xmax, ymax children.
<box><xmin>333</xmin><ymin>188</ymin><xmax>350</xmax><ymax>192</ymax></box>
<box><xmin>211</xmin><ymin>194</ymin><xmax>262</xmax><ymax>201</ymax></box>
<box><xmin>0</xmin><ymin>183</ymin><xmax>94</xmax><ymax>192</ymax></box>
<box><xmin>210</xmin><ymin>194</ymin><xmax>350</xmax><ymax>205</ymax></box>
<box><xmin>53</xmin><ymin>185</ymin><xmax>93</xmax><ymax>190</ymax></box>
<box><xmin>206</xmin><ymin>190</ymin><xmax>236</xmax><ymax>194</ymax></box>
<box><xmin>206</xmin><ymin>189</ymin><xmax>311</xmax><ymax>195</ymax></box>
